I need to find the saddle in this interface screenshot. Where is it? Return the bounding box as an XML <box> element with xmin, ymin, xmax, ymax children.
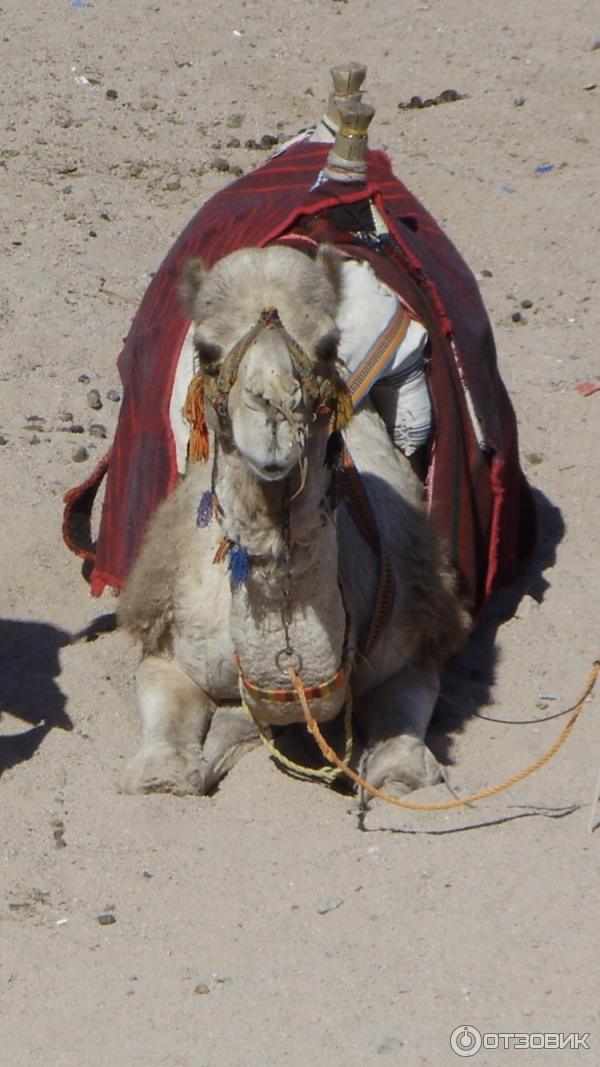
<box><xmin>63</xmin><ymin>138</ymin><xmax>537</xmax><ymax>616</ymax></box>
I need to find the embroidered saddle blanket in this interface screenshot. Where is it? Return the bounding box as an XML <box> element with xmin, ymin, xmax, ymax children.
<box><xmin>63</xmin><ymin>139</ymin><xmax>537</xmax><ymax>616</ymax></box>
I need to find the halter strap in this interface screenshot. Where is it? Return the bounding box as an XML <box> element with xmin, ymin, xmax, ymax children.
<box><xmin>235</xmin><ymin>652</ymin><xmax>350</xmax><ymax>703</ymax></box>
<box><xmin>204</xmin><ymin>306</ymin><xmax>322</xmax><ymax>415</ymax></box>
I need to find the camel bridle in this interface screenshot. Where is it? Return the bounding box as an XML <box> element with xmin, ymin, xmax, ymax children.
<box><xmin>203</xmin><ymin>306</ymin><xmax>348</xmax><ymax>429</ymax></box>
<box><xmin>184</xmin><ymin>306</ymin><xmax>352</xmax><ymax>465</ymax></box>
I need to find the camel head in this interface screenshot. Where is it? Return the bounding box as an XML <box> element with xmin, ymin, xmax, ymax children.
<box><xmin>180</xmin><ymin>245</ymin><xmax>350</xmax><ymax>480</ymax></box>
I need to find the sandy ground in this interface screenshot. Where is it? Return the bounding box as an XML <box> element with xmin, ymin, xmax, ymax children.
<box><xmin>1</xmin><ymin>1</ymin><xmax>599</xmax><ymax>1065</ymax></box>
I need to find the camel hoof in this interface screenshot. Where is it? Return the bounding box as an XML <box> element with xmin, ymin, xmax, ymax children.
<box><xmin>121</xmin><ymin>742</ymin><xmax>208</xmax><ymax>796</ymax></box>
<box><xmin>363</xmin><ymin>735</ymin><xmax>442</xmax><ymax>797</ymax></box>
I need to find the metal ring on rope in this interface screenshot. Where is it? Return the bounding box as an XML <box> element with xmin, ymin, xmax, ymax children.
<box><xmin>275</xmin><ymin>647</ymin><xmax>303</xmax><ymax>676</ymax></box>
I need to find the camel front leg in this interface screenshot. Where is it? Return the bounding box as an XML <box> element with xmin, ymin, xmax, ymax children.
<box><xmin>201</xmin><ymin>706</ymin><xmax>260</xmax><ymax>792</ymax></box>
<box><xmin>122</xmin><ymin>655</ymin><xmax>214</xmax><ymax>796</ymax></box>
<box><xmin>355</xmin><ymin>661</ymin><xmax>442</xmax><ymax>797</ymax></box>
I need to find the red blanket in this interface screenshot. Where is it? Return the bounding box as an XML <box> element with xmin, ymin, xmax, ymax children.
<box><xmin>63</xmin><ymin>140</ymin><xmax>537</xmax><ymax>615</ymax></box>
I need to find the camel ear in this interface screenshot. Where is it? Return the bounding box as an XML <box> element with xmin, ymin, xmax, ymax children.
<box><xmin>315</xmin><ymin>244</ymin><xmax>344</xmax><ymax>302</ymax></box>
<box><xmin>180</xmin><ymin>257</ymin><xmax>207</xmax><ymax>318</ymax></box>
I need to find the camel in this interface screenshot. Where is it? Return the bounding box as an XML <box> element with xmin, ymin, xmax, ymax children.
<box><xmin>117</xmin><ymin>243</ymin><xmax>468</xmax><ymax>798</ymax></box>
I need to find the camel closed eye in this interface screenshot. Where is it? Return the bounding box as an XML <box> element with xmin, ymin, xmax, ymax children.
<box><xmin>195</xmin><ymin>341</ymin><xmax>221</xmax><ymax>368</ymax></box>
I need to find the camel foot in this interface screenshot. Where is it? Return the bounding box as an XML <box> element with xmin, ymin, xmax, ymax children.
<box><xmin>121</xmin><ymin>741</ymin><xmax>208</xmax><ymax>796</ymax></box>
<box><xmin>362</xmin><ymin>735</ymin><xmax>442</xmax><ymax>797</ymax></box>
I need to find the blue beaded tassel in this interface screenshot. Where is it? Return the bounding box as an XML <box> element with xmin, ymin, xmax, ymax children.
<box><xmin>227</xmin><ymin>542</ymin><xmax>250</xmax><ymax>586</ymax></box>
<box><xmin>196</xmin><ymin>490</ymin><xmax>214</xmax><ymax>528</ymax></box>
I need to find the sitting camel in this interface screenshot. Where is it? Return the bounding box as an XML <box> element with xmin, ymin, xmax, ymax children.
<box><xmin>118</xmin><ymin>243</ymin><xmax>468</xmax><ymax>797</ymax></box>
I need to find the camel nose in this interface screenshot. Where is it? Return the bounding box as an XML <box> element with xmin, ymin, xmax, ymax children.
<box><xmin>242</xmin><ymin>334</ymin><xmax>303</xmax><ymax>419</ymax></box>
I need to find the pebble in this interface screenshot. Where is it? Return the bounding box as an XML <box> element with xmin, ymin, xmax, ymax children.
<box><xmin>399</xmin><ymin>89</ymin><xmax>463</xmax><ymax>110</ymax></box>
<box><xmin>87</xmin><ymin>388</ymin><xmax>102</xmax><ymax>410</ymax></box>
<box><xmin>521</xmin><ymin>298</ymin><xmax>533</xmax><ymax>308</ymax></box>
<box><xmin>78</xmin><ymin>373</ymin><xmax>90</xmax><ymax>384</ymax></box>
<box><xmin>317</xmin><ymin>895</ymin><xmax>344</xmax><ymax>914</ymax></box>
<box><xmin>29</xmin><ymin>434</ymin><xmax>41</xmax><ymax>445</ymax></box>
<box><xmin>0</xmin><ymin>436</ymin><xmax>7</xmax><ymax>446</ymax></box>
<box><xmin>106</xmin><ymin>88</ymin><xmax>118</xmax><ymax>100</ymax></box>
<box><xmin>193</xmin><ymin>984</ymin><xmax>210</xmax><ymax>995</ymax></box>
<box><xmin>481</xmin><ymin>269</ymin><xmax>493</xmax><ymax>277</ymax></box>
<box><xmin>106</xmin><ymin>389</ymin><xmax>121</xmax><ymax>402</ymax></box>
<box><xmin>97</xmin><ymin>913</ymin><xmax>117</xmax><ymax>925</ymax></box>
<box><xmin>165</xmin><ymin>177</ymin><xmax>181</xmax><ymax>191</ymax></box>
<box><xmin>59</xmin><ymin>411</ymin><xmax>74</xmax><ymax>422</ymax></box>
<box><xmin>89</xmin><ymin>423</ymin><xmax>107</xmax><ymax>439</ymax></box>
<box><xmin>59</xmin><ymin>424</ymin><xmax>84</xmax><ymax>434</ymax></box>
<box><xmin>72</xmin><ymin>445</ymin><xmax>89</xmax><ymax>463</ymax></box>
<box><xmin>211</xmin><ymin>157</ymin><xmax>230</xmax><ymax>172</ymax></box>
<box><xmin>140</xmin><ymin>100</ymin><xmax>158</xmax><ymax>111</ymax></box>
<box><xmin>511</xmin><ymin>311</ymin><xmax>524</xmax><ymax>323</ymax></box>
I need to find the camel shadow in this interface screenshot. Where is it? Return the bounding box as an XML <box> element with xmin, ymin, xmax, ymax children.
<box><xmin>430</xmin><ymin>487</ymin><xmax>565</xmax><ymax>765</ymax></box>
<box><xmin>0</xmin><ymin>619</ymin><xmax>74</xmax><ymax>777</ymax></box>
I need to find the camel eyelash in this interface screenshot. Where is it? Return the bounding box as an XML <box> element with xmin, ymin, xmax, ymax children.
<box><xmin>314</xmin><ymin>333</ymin><xmax>339</xmax><ymax>363</ymax></box>
<box><xmin>195</xmin><ymin>341</ymin><xmax>222</xmax><ymax>367</ymax></box>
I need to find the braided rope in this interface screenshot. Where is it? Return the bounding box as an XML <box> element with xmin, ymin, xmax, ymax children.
<box><xmin>287</xmin><ymin>656</ymin><xmax>600</xmax><ymax>811</ymax></box>
<box><xmin>242</xmin><ymin>691</ymin><xmax>354</xmax><ymax>784</ymax></box>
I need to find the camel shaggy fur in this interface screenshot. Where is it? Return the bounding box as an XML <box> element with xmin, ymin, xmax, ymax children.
<box><xmin>118</xmin><ymin>244</ymin><xmax>468</xmax><ymax>797</ymax></box>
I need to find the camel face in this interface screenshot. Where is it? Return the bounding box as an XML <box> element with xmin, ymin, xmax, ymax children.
<box><xmin>181</xmin><ymin>244</ymin><xmax>344</xmax><ymax>480</ymax></box>
<box><xmin>227</xmin><ymin>326</ymin><xmax>308</xmax><ymax>481</ymax></box>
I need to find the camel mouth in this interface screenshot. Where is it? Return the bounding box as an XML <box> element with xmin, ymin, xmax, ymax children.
<box><xmin>251</xmin><ymin>459</ymin><xmax>295</xmax><ymax>481</ymax></box>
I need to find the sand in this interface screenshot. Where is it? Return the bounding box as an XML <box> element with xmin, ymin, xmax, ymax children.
<box><xmin>1</xmin><ymin>2</ymin><xmax>599</xmax><ymax>1064</ymax></box>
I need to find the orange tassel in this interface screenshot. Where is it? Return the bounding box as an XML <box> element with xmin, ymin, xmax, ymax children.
<box><xmin>183</xmin><ymin>374</ymin><xmax>210</xmax><ymax>463</ymax></box>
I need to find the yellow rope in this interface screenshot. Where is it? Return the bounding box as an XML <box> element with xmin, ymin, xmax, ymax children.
<box><xmin>242</xmin><ymin>691</ymin><xmax>354</xmax><ymax>784</ymax></box>
<box><xmin>286</xmin><ymin>656</ymin><xmax>600</xmax><ymax>811</ymax></box>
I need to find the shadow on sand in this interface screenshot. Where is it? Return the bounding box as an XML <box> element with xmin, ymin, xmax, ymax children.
<box><xmin>0</xmin><ymin>619</ymin><xmax>74</xmax><ymax>778</ymax></box>
<box><xmin>0</xmin><ymin>613</ymin><xmax>118</xmax><ymax>778</ymax></box>
<box><xmin>431</xmin><ymin>487</ymin><xmax>566</xmax><ymax>765</ymax></box>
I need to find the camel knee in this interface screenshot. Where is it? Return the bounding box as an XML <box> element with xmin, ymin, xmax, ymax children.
<box><xmin>136</xmin><ymin>655</ymin><xmax>213</xmax><ymax>748</ymax></box>
<box><xmin>356</xmin><ymin>661</ymin><xmax>440</xmax><ymax>745</ymax></box>
<box><xmin>362</xmin><ymin>735</ymin><xmax>442</xmax><ymax>796</ymax></box>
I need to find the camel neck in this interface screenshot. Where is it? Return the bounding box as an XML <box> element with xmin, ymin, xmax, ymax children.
<box><xmin>213</xmin><ymin>429</ymin><xmax>336</xmax><ymax>569</ymax></box>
